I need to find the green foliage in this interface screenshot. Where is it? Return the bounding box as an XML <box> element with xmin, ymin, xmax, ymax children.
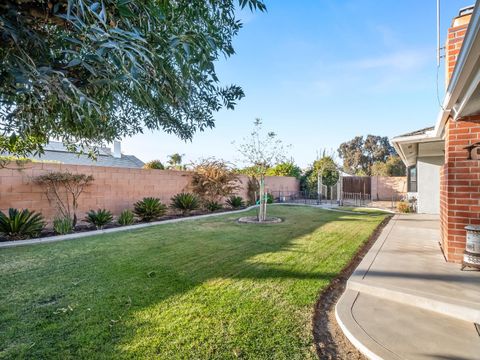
<box><xmin>0</xmin><ymin>208</ymin><xmax>45</xmax><ymax>240</ymax></box>
<box><xmin>0</xmin><ymin>0</ymin><xmax>266</xmax><ymax>157</ymax></box>
<box><xmin>236</xmin><ymin>119</ymin><xmax>288</xmax><ymax>221</ymax></box>
<box><xmin>143</xmin><ymin>160</ymin><xmax>165</xmax><ymax>170</ymax></box>
<box><xmin>204</xmin><ymin>200</ymin><xmax>223</xmax><ymax>212</ymax></box>
<box><xmin>266</xmin><ymin>161</ymin><xmax>301</xmax><ymax>178</ymax></box>
<box><xmin>191</xmin><ymin>159</ymin><xmax>240</xmax><ymax>202</ymax></box>
<box><xmin>301</xmin><ymin>156</ymin><xmax>339</xmax><ymax>193</ymax></box>
<box><xmin>236</xmin><ymin>119</ymin><xmax>287</xmax><ymax>178</ymax></box>
<box><xmin>0</xmin><ymin>206</ymin><xmax>387</xmax><ymax>359</ymax></box>
<box><xmin>34</xmin><ymin>172</ymin><xmax>94</xmax><ymax>226</ymax></box>
<box><xmin>226</xmin><ymin>195</ymin><xmax>245</xmax><ymax>209</ymax></box>
<box><xmin>170</xmin><ymin>193</ymin><xmax>200</xmax><ymax>215</ymax></box>
<box><xmin>118</xmin><ymin>210</ymin><xmax>135</xmax><ymax>226</ymax></box>
<box><xmin>84</xmin><ymin>209</ymin><xmax>113</xmax><ymax>229</ymax></box>
<box><xmin>338</xmin><ymin>135</ymin><xmax>396</xmax><ymax>175</ymax></box>
<box><xmin>53</xmin><ymin>217</ymin><xmax>74</xmax><ymax>235</ymax></box>
<box><xmin>0</xmin><ymin>155</ymin><xmax>31</xmax><ymax>169</ymax></box>
<box><xmin>370</xmin><ymin>155</ymin><xmax>406</xmax><ymax>176</ymax></box>
<box><xmin>134</xmin><ymin>197</ymin><xmax>167</xmax><ymax>222</ymax></box>
<box><xmin>266</xmin><ymin>193</ymin><xmax>274</xmax><ymax>204</ymax></box>
<box><xmin>167</xmin><ymin>153</ymin><xmax>186</xmax><ymax>170</ymax></box>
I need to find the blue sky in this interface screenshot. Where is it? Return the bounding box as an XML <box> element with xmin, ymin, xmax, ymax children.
<box><xmin>122</xmin><ymin>0</ymin><xmax>473</xmax><ymax>168</ymax></box>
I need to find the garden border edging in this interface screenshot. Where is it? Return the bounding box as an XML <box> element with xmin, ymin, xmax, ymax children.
<box><xmin>0</xmin><ymin>204</ymin><xmax>392</xmax><ymax>249</ymax></box>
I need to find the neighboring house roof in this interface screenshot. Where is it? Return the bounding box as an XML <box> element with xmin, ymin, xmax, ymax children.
<box><xmin>395</xmin><ymin>126</ymin><xmax>434</xmax><ymax>138</ymax></box>
<box><xmin>30</xmin><ymin>141</ymin><xmax>144</xmax><ymax>168</ymax></box>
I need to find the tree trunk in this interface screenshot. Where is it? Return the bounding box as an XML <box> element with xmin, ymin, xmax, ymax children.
<box><xmin>259</xmin><ymin>175</ymin><xmax>266</xmax><ymax>221</ymax></box>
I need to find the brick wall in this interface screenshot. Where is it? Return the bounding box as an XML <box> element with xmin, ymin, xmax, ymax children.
<box><xmin>445</xmin><ymin>12</ymin><xmax>471</xmax><ymax>87</ymax></box>
<box><xmin>440</xmin><ymin>116</ymin><xmax>480</xmax><ymax>262</ymax></box>
<box><xmin>370</xmin><ymin>176</ymin><xmax>407</xmax><ymax>201</ymax></box>
<box><xmin>0</xmin><ymin>163</ymin><xmax>299</xmax><ymax>224</ymax></box>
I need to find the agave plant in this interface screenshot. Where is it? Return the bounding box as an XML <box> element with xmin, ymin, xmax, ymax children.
<box><xmin>133</xmin><ymin>197</ymin><xmax>167</xmax><ymax>222</ymax></box>
<box><xmin>0</xmin><ymin>208</ymin><xmax>45</xmax><ymax>240</ymax></box>
<box><xmin>170</xmin><ymin>193</ymin><xmax>200</xmax><ymax>215</ymax></box>
<box><xmin>84</xmin><ymin>209</ymin><xmax>113</xmax><ymax>230</ymax></box>
<box><xmin>225</xmin><ymin>195</ymin><xmax>245</xmax><ymax>209</ymax></box>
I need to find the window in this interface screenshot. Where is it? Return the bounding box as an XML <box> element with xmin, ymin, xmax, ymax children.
<box><xmin>408</xmin><ymin>165</ymin><xmax>417</xmax><ymax>192</ymax></box>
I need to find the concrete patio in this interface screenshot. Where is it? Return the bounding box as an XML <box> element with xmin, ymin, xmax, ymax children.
<box><xmin>336</xmin><ymin>214</ymin><xmax>480</xmax><ymax>360</ymax></box>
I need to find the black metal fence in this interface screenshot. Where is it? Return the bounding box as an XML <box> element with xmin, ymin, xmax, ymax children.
<box><xmin>268</xmin><ymin>189</ymin><xmax>404</xmax><ymax>210</ymax></box>
<box><xmin>341</xmin><ymin>192</ymin><xmax>371</xmax><ymax>207</ymax></box>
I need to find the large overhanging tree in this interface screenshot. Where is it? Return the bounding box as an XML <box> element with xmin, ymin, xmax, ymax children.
<box><xmin>0</xmin><ymin>0</ymin><xmax>266</xmax><ymax>156</ymax></box>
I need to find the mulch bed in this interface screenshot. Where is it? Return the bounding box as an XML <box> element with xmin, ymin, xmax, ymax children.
<box><xmin>312</xmin><ymin>215</ymin><xmax>392</xmax><ymax>359</ymax></box>
<box><xmin>0</xmin><ymin>207</ymin><xmax>246</xmax><ymax>242</ymax></box>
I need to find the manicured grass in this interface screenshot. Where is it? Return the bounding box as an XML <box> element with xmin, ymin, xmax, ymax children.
<box><xmin>0</xmin><ymin>206</ymin><xmax>387</xmax><ymax>359</ymax></box>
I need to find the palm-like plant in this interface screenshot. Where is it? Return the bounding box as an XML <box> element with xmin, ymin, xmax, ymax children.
<box><xmin>84</xmin><ymin>209</ymin><xmax>113</xmax><ymax>230</ymax></box>
<box><xmin>133</xmin><ymin>197</ymin><xmax>167</xmax><ymax>222</ymax></box>
<box><xmin>226</xmin><ymin>195</ymin><xmax>245</xmax><ymax>209</ymax></box>
<box><xmin>204</xmin><ymin>200</ymin><xmax>222</xmax><ymax>212</ymax></box>
<box><xmin>170</xmin><ymin>193</ymin><xmax>200</xmax><ymax>215</ymax></box>
<box><xmin>0</xmin><ymin>208</ymin><xmax>45</xmax><ymax>240</ymax></box>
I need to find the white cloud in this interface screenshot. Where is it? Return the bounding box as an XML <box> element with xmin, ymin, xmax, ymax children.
<box><xmin>342</xmin><ymin>49</ymin><xmax>432</xmax><ymax>72</ymax></box>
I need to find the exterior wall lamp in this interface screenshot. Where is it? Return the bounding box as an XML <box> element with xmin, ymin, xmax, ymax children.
<box><xmin>463</xmin><ymin>141</ymin><xmax>480</xmax><ymax>160</ymax></box>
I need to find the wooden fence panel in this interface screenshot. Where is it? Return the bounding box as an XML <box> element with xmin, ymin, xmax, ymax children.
<box><xmin>342</xmin><ymin>176</ymin><xmax>371</xmax><ymax>195</ymax></box>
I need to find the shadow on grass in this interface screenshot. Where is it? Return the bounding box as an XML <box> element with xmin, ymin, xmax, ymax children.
<box><xmin>0</xmin><ymin>206</ymin><xmax>383</xmax><ymax>359</ymax></box>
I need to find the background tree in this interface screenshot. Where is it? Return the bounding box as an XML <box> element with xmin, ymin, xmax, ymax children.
<box><xmin>237</xmin><ymin>119</ymin><xmax>287</xmax><ymax>221</ymax></box>
<box><xmin>167</xmin><ymin>153</ymin><xmax>185</xmax><ymax>170</ymax></box>
<box><xmin>0</xmin><ymin>0</ymin><xmax>266</xmax><ymax>157</ymax></box>
<box><xmin>143</xmin><ymin>160</ymin><xmax>165</xmax><ymax>170</ymax></box>
<box><xmin>337</xmin><ymin>135</ymin><xmax>399</xmax><ymax>175</ymax></box>
<box><xmin>266</xmin><ymin>161</ymin><xmax>301</xmax><ymax>178</ymax></box>
<box><xmin>301</xmin><ymin>155</ymin><xmax>339</xmax><ymax>197</ymax></box>
<box><xmin>370</xmin><ymin>155</ymin><xmax>406</xmax><ymax>176</ymax></box>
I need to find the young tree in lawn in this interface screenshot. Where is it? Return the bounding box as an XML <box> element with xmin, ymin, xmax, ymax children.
<box><xmin>237</xmin><ymin>119</ymin><xmax>287</xmax><ymax>221</ymax></box>
<box><xmin>0</xmin><ymin>0</ymin><xmax>266</xmax><ymax>157</ymax></box>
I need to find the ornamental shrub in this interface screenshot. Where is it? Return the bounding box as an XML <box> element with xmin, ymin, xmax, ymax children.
<box><xmin>118</xmin><ymin>210</ymin><xmax>135</xmax><ymax>226</ymax></box>
<box><xmin>85</xmin><ymin>209</ymin><xmax>113</xmax><ymax>229</ymax></box>
<box><xmin>0</xmin><ymin>208</ymin><xmax>45</xmax><ymax>240</ymax></box>
<box><xmin>226</xmin><ymin>195</ymin><xmax>245</xmax><ymax>209</ymax></box>
<box><xmin>170</xmin><ymin>193</ymin><xmax>200</xmax><ymax>215</ymax></box>
<box><xmin>53</xmin><ymin>216</ymin><xmax>74</xmax><ymax>235</ymax></box>
<box><xmin>133</xmin><ymin>197</ymin><xmax>167</xmax><ymax>222</ymax></box>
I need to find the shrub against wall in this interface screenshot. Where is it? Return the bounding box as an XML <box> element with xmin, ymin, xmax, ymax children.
<box><xmin>33</xmin><ymin>172</ymin><xmax>94</xmax><ymax>226</ymax></box>
<box><xmin>0</xmin><ymin>208</ymin><xmax>45</xmax><ymax>240</ymax></box>
<box><xmin>143</xmin><ymin>160</ymin><xmax>165</xmax><ymax>170</ymax></box>
<box><xmin>191</xmin><ymin>159</ymin><xmax>240</xmax><ymax>202</ymax></box>
<box><xmin>0</xmin><ymin>163</ymin><xmax>300</xmax><ymax>223</ymax></box>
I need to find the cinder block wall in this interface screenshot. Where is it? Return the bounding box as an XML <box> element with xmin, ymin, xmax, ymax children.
<box><xmin>0</xmin><ymin>163</ymin><xmax>299</xmax><ymax>223</ymax></box>
<box><xmin>370</xmin><ymin>176</ymin><xmax>407</xmax><ymax>201</ymax></box>
<box><xmin>440</xmin><ymin>116</ymin><xmax>480</xmax><ymax>263</ymax></box>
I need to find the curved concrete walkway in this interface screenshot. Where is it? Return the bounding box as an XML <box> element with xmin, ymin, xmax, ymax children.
<box><xmin>336</xmin><ymin>214</ymin><xmax>480</xmax><ymax>360</ymax></box>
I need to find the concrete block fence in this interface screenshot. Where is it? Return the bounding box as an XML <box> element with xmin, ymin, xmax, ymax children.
<box><xmin>370</xmin><ymin>176</ymin><xmax>407</xmax><ymax>201</ymax></box>
<box><xmin>0</xmin><ymin>163</ymin><xmax>300</xmax><ymax>223</ymax></box>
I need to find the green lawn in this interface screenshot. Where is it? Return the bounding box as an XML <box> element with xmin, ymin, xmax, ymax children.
<box><xmin>0</xmin><ymin>206</ymin><xmax>387</xmax><ymax>359</ymax></box>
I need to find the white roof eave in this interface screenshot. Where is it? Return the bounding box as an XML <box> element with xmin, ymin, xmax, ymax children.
<box><xmin>433</xmin><ymin>1</ymin><xmax>480</xmax><ymax>137</ymax></box>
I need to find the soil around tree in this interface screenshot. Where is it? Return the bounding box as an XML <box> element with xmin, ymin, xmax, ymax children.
<box><xmin>237</xmin><ymin>216</ymin><xmax>283</xmax><ymax>224</ymax></box>
<box><xmin>312</xmin><ymin>215</ymin><xmax>392</xmax><ymax>359</ymax></box>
